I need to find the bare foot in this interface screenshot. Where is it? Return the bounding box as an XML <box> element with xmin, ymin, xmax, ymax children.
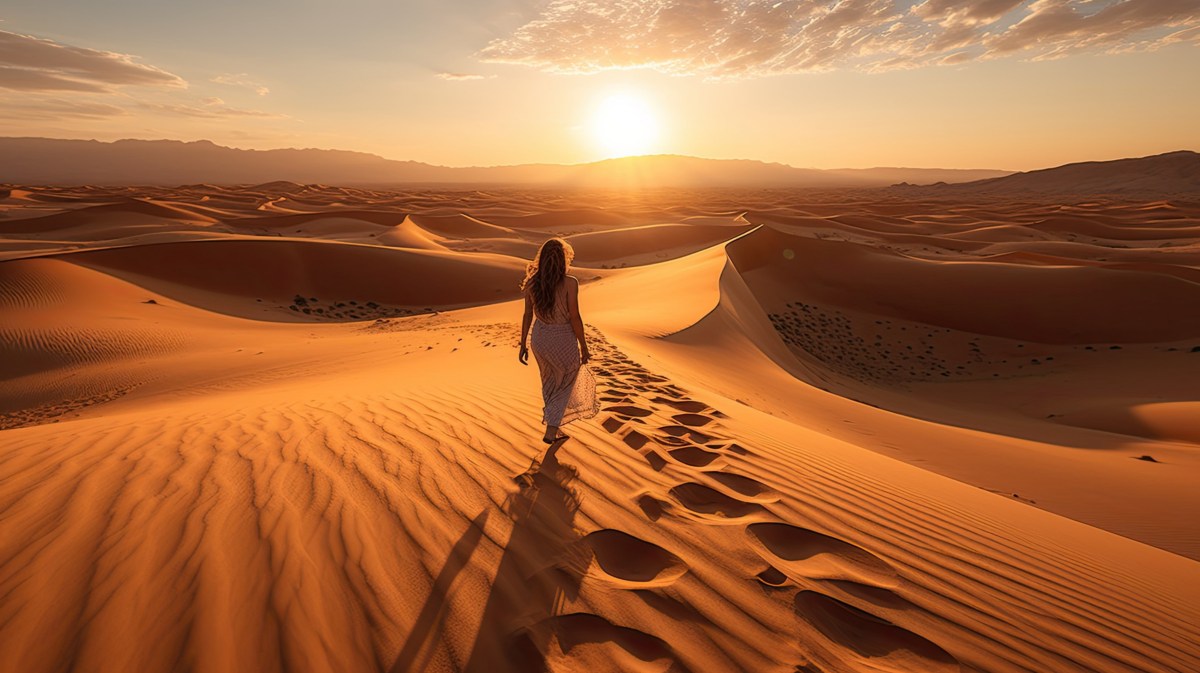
<box><xmin>543</xmin><ymin>430</ymin><xmax>569</xmax><ymax>444</ymax></box>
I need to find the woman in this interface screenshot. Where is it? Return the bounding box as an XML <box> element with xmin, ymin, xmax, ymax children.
<box><xmin>518</xmin><ymin>238</ymin><xmax>599</xmax><ymax>443</ymax></box>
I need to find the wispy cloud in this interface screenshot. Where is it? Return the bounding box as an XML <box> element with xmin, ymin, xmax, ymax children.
<box><xmin>139</xmin><ymin>97</ymin><xmax>286</xmax><ymax>119</ymax></box>
<box><xmin>434</xmin><ymin>71</ymin><xmax>490</xmax><ymax>81</ymax></box>
<box><xmin>0</xmin><ymin>95</ymin><xmax>130</xmax><ymax>120</ymax></box>
<box><xmin>0</xmin><ymin>29</ymin><xmax>186</xmax><ymax>92</ymax></box>
<box><xmin>479</xmin><ymin>0</ymin><xmax>1200</xmax><ymax>77</ymax></box>
<box><xmin>989</xmin><ymin>0</ymin><xmax>1200</xmax><ymax>55</ymax></box>
<box><xmin>211</xmin><ymin>72</ymin><xmax>270</xmax><ymax>95</ymax></box>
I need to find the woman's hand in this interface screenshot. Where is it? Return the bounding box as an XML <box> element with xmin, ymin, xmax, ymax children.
<box><xmin>580</xmin><ymin>344</ymin><xmax>591</xmax><ymax>365</ymax></box>
<box><xmin>518</xmin><ymin>343</ymin><xmax>529</xmax><ymax>365</ymax></box>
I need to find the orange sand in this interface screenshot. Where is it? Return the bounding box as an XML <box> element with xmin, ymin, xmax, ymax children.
<box><xmin>1</xmin><ymin>183</ymin><xmax>1198</xmax><ymax>673</ymax></box>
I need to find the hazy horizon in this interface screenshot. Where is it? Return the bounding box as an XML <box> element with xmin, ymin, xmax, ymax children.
<box><xmin>5</xmin><ymin>134</ymin><xmax>1056</xmax><ymax>172</ymax></box>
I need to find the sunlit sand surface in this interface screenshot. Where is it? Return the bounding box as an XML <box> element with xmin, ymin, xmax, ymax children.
<box><xmin>2</xmin><ymin>183</ymin><xmax>1198</xmax><ymax>673</ymax></box>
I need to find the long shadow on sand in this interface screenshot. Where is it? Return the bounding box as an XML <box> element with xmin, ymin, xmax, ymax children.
<box><xmin>389</xmin><ymin>510</ymin><xmax>491</xmax><ymax>673</ymax></box>
<box><xmin>462</xmin><ymin>438</ymin><xmax>586</xmax><ymax>673</ymax></box>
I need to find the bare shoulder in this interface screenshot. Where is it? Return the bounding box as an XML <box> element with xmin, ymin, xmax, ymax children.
<box><xmin>565</xmin><ymin>275</ymin><xmax>580</xmax><ymax>290</ymax></box>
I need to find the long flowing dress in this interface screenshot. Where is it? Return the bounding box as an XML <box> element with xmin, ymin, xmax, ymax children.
<box><xmin>529</xmin><ymin>279</ymin><xmax>599</xmax><ymax>427</ymax></box>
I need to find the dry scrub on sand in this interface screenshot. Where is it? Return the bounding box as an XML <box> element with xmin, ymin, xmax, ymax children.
<box><xmin>1</xmin><ymin>183</ymin><xmax>1198</xmax><ymax>673</ymax></box>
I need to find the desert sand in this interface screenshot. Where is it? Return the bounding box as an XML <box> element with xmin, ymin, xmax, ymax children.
<box><xmin>1</xmin><ymin>182</ymin><xmax>1198</xmax><ymax>673</ymax></box>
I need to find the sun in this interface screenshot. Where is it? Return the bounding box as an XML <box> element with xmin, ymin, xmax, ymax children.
<box><xmin>591</xmin><ymin>93</ymin><xmax>659</xmax><ymax>158</ymax></box>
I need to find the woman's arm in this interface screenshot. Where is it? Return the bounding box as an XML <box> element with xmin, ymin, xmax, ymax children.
<box><xmin>566</xmin><ymin>276</ymin><xmax>590</xmax><ymax>364</ymax></box>
<box><xmin>518</xmin><ymin>291</ymin><xmax>532</xmax><ymax>365</ymax></box>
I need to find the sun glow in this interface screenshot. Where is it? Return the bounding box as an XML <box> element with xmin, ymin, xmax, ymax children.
<box><xmin>590</xmin><ymin>93</ymin><xmax>660</xmax><ymax>158</ymax></box>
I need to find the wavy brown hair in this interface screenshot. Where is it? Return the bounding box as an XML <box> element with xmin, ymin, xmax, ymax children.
<box><xmin>521</xmin><ymin>238</ymin><xmax>574</xmax><ymax>318</ymax></box>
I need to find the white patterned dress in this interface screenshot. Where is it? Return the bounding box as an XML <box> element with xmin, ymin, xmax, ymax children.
<box><xmin>529</xmin><ymin>279</ymin><xmax>599</xmax><ymax>427</ymax></box>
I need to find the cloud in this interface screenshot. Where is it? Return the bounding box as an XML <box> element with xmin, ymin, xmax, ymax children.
<box><xmin>989</xmin><ymin>0</ymin><xmax>1200</xmax><ymax>54</ymax></box>
<box><xmin>139</xmin><ymin>98</ymin><xmax>286</xmax><ymax>119</ymax></box>
<box><xmin>0</xmin><ymin>29</ymin><xmax>185</xmax><ymax>92</ymax></box>
<box><xmin>1163</xmin><ymin>23</ymin><xmax>1200</xmax><ymax>43</ymax></box>
<box><xmin>210</xmin><ymin>72</ymin><xmax>270</xmax><ymax>95</ymax></box>
<box><xmin>479</xmin><ymin>0</ymin><xmax>1200</xmax><ymax>77</ymax></box>
<box><xmin>434</xmin><ymin>72</ymin><xmax>491</xmax><ymax>80</ymax></box>
<box><xmin>911</xmin><ymin>0</ymin><xmax>1028</xmax><ymax>27</ymax></box>
<box><xmin>0</xmin><ymin>95</ymin><xmax>130</xmax><ymax>120</ymax></box>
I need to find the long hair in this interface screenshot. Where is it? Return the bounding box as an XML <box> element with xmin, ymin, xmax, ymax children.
<box><xmin>521</xmin><ymin>238</ymin><xmax>574</xmax><ymax>318</ymax></box>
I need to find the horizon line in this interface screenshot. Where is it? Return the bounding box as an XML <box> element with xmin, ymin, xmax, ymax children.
<box><xmin>0</xmin><ymin>135</ymin><xmax>1045</xmax><ymax>173</ymax></box>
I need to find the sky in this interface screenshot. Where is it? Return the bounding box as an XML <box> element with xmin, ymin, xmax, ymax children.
<box><xmin>1</xmin><ymin>0</ymin><xmax>1198</xmax><ymax>170</ymax></box>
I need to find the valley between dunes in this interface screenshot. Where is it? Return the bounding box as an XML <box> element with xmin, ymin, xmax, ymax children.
<box><xmin>1</xmin><ymin>183</ymin><xmax>1198</xmax><ymax>673</ymax></box>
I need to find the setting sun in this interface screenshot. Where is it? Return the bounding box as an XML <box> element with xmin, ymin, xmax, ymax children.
<box><xmin>590</xmin><ymin>93</ymin><xmax>660</xmax><ymax>158</ymax></box>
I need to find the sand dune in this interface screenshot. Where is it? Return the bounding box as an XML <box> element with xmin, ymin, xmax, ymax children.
<box><xmin>568</xmin><ymin>221</ymin><xmax>756</xmax><ymax>267</ymax></box>
<box><xmin>728</xmin><ymin>225</ymin><xmax>1200</xmax><ymax>343</ymax></box>
<box><xmin>67</xmin><ymin>239</ymin><xmax>529</xmax><ymax>319</ymax></box>
<box><xmin>1</xmin><ymin>183</ymin><xmax>1198</xmax><ymax>673</ymax></box>
<box><xmin>903</xmin><ymin>150</ymin><xmax>1200</xmax><ymax>197</ymax></box>
<box><xmin>0</xmin><ymin>198</ymin><xmax>216</xmax><ymax>235</ymax></box>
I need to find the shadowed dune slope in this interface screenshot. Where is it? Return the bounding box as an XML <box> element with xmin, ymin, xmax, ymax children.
<box><xmin>727</xmin><ymin>224</ymin><xmax>1200</xmax><ymax>344</ymax></box>
<box><xmin>407</xmin><ymin>213</ymin><xmax>521</xmax><ymax>239</ymax></box>
<box><xmin>0</xmin><ymin>257</ymin><xmax>194</xmax><ymax>380</ymax></box>
<box><xmin>0</xmin><ymin>198</ymin><xmax>215</xmax><ymax>234</ymax></box>
<box><xmin>58</xmin><ymin>239</ymin><xmax>527</xmax><ymax>317</ymax></box>
<box><xmin>568</xmin><ymin>222</ymin><xmax>756</xmax><ymax>267</ymax></box>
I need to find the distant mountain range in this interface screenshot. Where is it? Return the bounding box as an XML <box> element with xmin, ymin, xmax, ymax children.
<box><xmin>0</xmin><ymin>137</ymin><xmax>1011</xmax><ymax>188</ymax></box>
<box><xmin>892</xmin><ymin>150</ymin><xmax>1200</xmax><ymax>197</ymax></box>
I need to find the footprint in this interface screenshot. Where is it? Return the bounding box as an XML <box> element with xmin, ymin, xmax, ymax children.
<box><xmin>793</xmin><ymin>591</ymin><xmax>959</xmax><ymax>673</ymax></box>
<box><xmin>632</xmin><ymin>374</ymin><xmax>669</xmax><ymax>383</ymax></box>
<box><xmin>668</xmin><ymin>483</ymin><xmax>764</xmax><ymax>520</ymax></box>
<box><xmin>705</xmin><ymin>441</ymin><xmax>752</xmax><ymax>455</ymax></box>
<box><xmin>602</xmin><ymin>417</ymin><xmax>624</xmax><ymax>433</ymax></box>
<box><xmin>668</xmin><ymin>447</ymin><xmax>722</xmax><ymax>467</ymax></box>
<box><xmin>605</xmin><ymin>405</ymin><xmax>653</xmax><ymax>418</ymax></box>
<box><xmin>724</xmin><ymin>443</ymin><xmax>752</xmax><ymax>456</ymax></box>
<box><xmin>757</xmin><ymin>565</ymin><xmax>790</xmax><ymax>588</ymax></box>
<box><xmin>704</xmin><ymin>471</ymin><xmax>777</xmax><ymax>501</ymax></box>
<box><xmin>521</xmin><ymin>613</ymin><xmax>685</xmax><ymax>670</ymax></box>
<box><xmin>636</xmin><ymin>493</ymin><xmax>668</xmax><ymax>521</ymax></box>
<box><xmin>747</xmin><ymin>523</ymin><xmax>898</xmax><ymax>587</ymax></box>
<box><xmin>641</xmin><ymin>449</ymin><xmax>667</xmax><ymax>472</ymax></box>
<box><xmin>579</xmin><ymin>530</ymin><xmax>688</xmax><ymax>588</ymax></box>
<box><xmin>651</xmin><ymin>397</ymin><xmax>709</xmax><ymax>413</ymax></box>
<box><xmin>622</xmin><ymin>429</ymin><xmax>650</xmax><ymax>450</ymax></box>
<box><xmin>672</xmin><ymin>413</ymin><xmax>715</xmax><ymax>427</ymax></box>
<box><xmin>659</xmin><ymin>425</ymin><xmax>713</xmax><ymax>444</ymax></box>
